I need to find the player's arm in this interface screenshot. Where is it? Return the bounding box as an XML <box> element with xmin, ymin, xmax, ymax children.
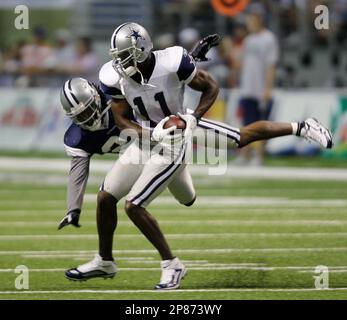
<box><xmin>111</xmin><ymin>98</ymin><xmax>151</xmax><ymax>139</ymax></box>
<box><xmin>58</xmin><ymin>152</ymin><xmax>91</xmax><ymax>230</ymax></box>
<box><xmin>188</xmin><ymin>69</ymin><xmax>219</xmax><ymax>120</ymax></box>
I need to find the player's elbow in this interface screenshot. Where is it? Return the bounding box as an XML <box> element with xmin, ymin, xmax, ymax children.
<box><xmin>204</xmin><ymin>73</ymin><xmax>219</xmax><ymax>99</ymax></box>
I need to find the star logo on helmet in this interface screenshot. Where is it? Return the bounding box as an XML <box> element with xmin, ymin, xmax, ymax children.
<box><xmin>127</xmin><ymin>29</ymin><xmax>145</xmax><ymax>42</ymax></box>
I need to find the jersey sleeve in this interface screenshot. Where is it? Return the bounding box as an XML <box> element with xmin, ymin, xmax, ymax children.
<box><xmin>176</xmin><ymin>48</ymin><xmax>197</xmax><ymax>84</ymax></box>
<box><xmin>64</xmin><ymin>125</ymin><xmax>90</xmax><ymax>157</ymax></box>
<box><xmin>99</xmin><ymin>60</ymin><xmax>125</xmax><ymax>99</ymax></box>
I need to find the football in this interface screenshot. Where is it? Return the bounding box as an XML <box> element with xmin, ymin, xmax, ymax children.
<box><xmin>163</xmin><ymin>115</ymin><xmax>186</xmax><ymax>130</ymax></box>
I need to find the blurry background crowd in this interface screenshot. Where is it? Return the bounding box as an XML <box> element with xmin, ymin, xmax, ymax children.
<box><xmin>0</xmin><ymin>0</ymin><xmax>346</xmax><ymax>89</ymax></box>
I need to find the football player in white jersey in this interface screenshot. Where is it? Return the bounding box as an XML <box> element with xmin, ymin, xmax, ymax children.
<box><xmin>65</xmin><ymin>22</ymin><xmax>333</xmax><ymax>290</ymax></box>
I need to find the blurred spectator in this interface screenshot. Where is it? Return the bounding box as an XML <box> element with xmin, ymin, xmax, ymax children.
<box><xmin>178</xmin><ymin>27</ymin><xmax>200</xmax><ymax>51</ymax></box>
<box><xmin>20</xmin><ymin>26</ymin><xmax>55</xmax><ymax>85</ymax></box>
<box><xmin>154</xmin><ymin>33</ymin><xmax>175</xmax><ymax>50</ymax></box>
<box><xmin>55</xmin><ymin>37</ymin><xmax>99</xmax><ymax>83</ymax></box>
<box><xmin>228</xmin><ymin>23</ymin><xmax>248</xmax><ymax>88</ymax></box>
<box><xmin>50</xmin><ymin>29</ymin><xmax>76</xmax><ymax>69</ymax></box>
<box><xmin>235</xmin><ymin>10</ymin><xmax>279</xmax><ymax>166</ymax></box>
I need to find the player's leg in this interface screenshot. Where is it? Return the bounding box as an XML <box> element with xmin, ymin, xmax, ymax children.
<box><xmin>125</xmin><ymin>146</ymin><xmax>187</xmax><ymax>290</ymax></box>
<box><xmin>168</xmin><ymin>166</ymin><xmax>196</xmax><ymax>206</ymax></box>
<box><xmin>196</xmin><ymin>117</ymin><xmax>333</xmax><ymax>150</ymax></box>
<box><xmin>238</xmin><ymin>118</ymin><xmax>333</xmax><ymax>149</ymax></box>
<box><xmin>65</xmin><ymin>143</ymin><xmax>143</xmax><ymax>281</ymax></box>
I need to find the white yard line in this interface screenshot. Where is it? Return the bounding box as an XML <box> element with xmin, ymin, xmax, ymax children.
<box><xmin>0</xmin><ymin>265</ymin><xmax>347</xmax><ymax>272</ymax></box>
<box><xmin>0</xmin><ymin>288</ymin><xmax>347</xmax><ymax>294</ymax></box>
<box><xmin>1</xmin><ymin>196</ymin><xmax>347</xmax><ymax>207</ymax></box>
<box><xmin>3</xmin><ymin>220</ymin><xmax>344</xmax><ymax>228</ymax></box>
<box><xmin>0</xmin><ymin>220</ymin><xmax>344</xmax><ymax>227</ymax></box>
<box><xmin>1</xmin><ymin>157</ymin><xmax>347</xmax><ymax>181</ymax></box>
<box><xmin>2</xmin><ymin>232</ymin><xmax>347</xmax><ymax>240</ymax></box>
<box><xmin>1</xmin><ymin>247</ymin><xmax>347</xmax><ymax>255</ymax></box>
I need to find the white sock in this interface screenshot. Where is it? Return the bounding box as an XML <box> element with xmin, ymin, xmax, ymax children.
<box><xmin>291</xmin><ymin>122</ymin><xmax>298</xmax><ymax>135</ymax></box>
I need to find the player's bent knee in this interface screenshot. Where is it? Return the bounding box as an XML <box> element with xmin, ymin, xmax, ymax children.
<box><xmin>124</xmin><ymin>200</ymin><xmax>140</xmax><ymax>217</ymax></box>
<box><xmin>183</xmin><ymin>195</ymin><xmax>196</xmax><ymax>207</ymax></box>
<box><xmin>97</xmin><ymin>191</ymin><xmax>117</xmax><ymax>208</ymax></box>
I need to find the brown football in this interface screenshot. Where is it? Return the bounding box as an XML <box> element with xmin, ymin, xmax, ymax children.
<box><xmin>163</xmin><ymin>115</ymin><xmax>186</xmax><ymax>130</ymax></box>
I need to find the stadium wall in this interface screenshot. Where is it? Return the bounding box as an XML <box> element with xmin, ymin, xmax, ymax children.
<box><xmin>0</xmin><ymin>88</ymin><xmax>346</xmax><ymax>157</ymax></box>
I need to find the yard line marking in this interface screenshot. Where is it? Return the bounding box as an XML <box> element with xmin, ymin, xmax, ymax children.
<box><xmin>2</xmin><ymin>196</ymin><xmax>347</xmax><ymax>207</ymax></box>
<box><xmin>0</xmin><ymin>265</ymin><xmax>347</xmax><ymax>272</ymax></box>
<box><xmin>0</xmin><ymin>220</ymin><xmax>344</xmax><ymax>227</ymax></box>
<box><xmin>1</xmin><ymin>157</ymin><xmax>347</xmax><ymax>181</ymax></box>
<box><xmin>1</xmin><ymin>208</ymin><xmax>347</xmax><ymax>215</ymax></box>
<box><xmin>1</xmin><ymin>288</ymin><xmax>347</xmax><ymax>294</ymax></box>
<box><xmin>2</xmin><ymin>232</ymin><xmax>347</xmax><ymax>240</ymax></box>
<box><xmin>1</xmin><ymin>247</ymin><xmax>347</xmax><ymax>255</ymax></box>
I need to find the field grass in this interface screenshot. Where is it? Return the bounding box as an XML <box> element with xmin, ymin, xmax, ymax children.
<box><xmin>0</xmin><ymin>164</ymin><xmax>347</xmax><ymax>300</ymax></box>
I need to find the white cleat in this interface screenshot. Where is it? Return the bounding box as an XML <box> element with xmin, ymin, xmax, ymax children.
<box><xmin>155</xmin><ymin>257</ymin><xmax>187</xmax><ymax>290</ymax></box>
<box><xmin>65</xmin><ymin>254</ymin><xmax>116</xmax><ymax>281</ymax></box>
<box><xmin>298</xmin><ymin>118</ymin><xmax>333</xmax><ymax>149</ymax></box>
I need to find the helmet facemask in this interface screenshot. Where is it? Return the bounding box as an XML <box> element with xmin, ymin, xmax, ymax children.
<box><xmin>110</xmin><ymin>37</ymin><xmax>144</xmax><ymax>78</ymax></box>
<box><xmin>66</xmin><ymin>85</ymin><xmax>103</xmax><ymax>131</ymax></box>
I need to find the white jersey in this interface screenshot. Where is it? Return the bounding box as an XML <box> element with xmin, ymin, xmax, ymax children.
<box><xmin>240</xmin><ymin>29</ymin><xmax>279</xmax><ymax>100</ymax></box>
<box><xmin>99</xmin><ymin>46</ymin><xmax>197</xmax><ymax>128</ymax></box>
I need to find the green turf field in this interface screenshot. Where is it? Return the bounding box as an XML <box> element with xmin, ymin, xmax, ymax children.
<box><xmin>0</xmin><ymin>164</ymin><xmax>347</xmax><ymax>300</ymax></box>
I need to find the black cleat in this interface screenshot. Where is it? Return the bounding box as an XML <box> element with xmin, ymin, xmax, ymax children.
<box><xmin>58</xmin><ymin>210</ymin><xmax>81</xmax><ymax>230</ymax></box>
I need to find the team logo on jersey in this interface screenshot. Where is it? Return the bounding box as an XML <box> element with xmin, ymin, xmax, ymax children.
<box><xmin>127</xmin><ymin>28</ymin><xmax>145</xmax><ymax>42</ymax></box>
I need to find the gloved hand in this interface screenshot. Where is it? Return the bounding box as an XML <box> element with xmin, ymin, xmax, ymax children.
<box><xmin>58</xmin><ymin>209</ymin><xmax>81</xmax><ymax>230</ymax></box>
<box><xmin>177</xmin><ymin>112</ymin><xmax>197</xmax><ymax>140</ymax></box>
<box><xmin>190</xmin><ymin>34</ymin><xmax>221</xmax><ymax>62</ymax></box>
<box><xmin>151</xmin><ymin>117</ymin><xmax>177</xmax><ymax>143</ymax></box>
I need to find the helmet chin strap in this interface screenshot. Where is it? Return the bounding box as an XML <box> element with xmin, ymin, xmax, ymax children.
<box><xmin>88</xmin><ymin>103</ymin><xmax>111</xmax><ymax>131</ymax></box>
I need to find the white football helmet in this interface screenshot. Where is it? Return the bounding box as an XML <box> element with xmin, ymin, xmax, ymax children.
<box><xmin>109</xmin><ymin>22</ymin><xmax>153</xmax><ymax>78</ymax></box>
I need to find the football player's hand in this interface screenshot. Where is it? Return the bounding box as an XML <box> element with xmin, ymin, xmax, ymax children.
<box><xmin>177</xmin><ymin>112</ymin><xmax>197</xmax><ymax>140</ymax></box>
<box><xmin>58</xmin><ymin>209</ymin><xmax>81</xmax><ymax>230</ymax></box>
<box><xmin>151</xmin><ymin>117</ymin><xmax>177</xmax><ymax>142</ymax></box>
<box><xmin>190</xmin><ymin>34</ymin><xmax>221</xmax><ymax>62</ymax></box>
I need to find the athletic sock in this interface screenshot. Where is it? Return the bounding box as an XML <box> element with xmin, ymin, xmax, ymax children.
<box><xmin>291</xmin><ymin>121</ymin><xmax>305</xmax><ymax>136</ymax></box>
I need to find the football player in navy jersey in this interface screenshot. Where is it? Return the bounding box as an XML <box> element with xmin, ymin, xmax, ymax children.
<box><xmin>63</xmin><ymin>23</ymin><xmax>333</xmax><ymax>290</ymax></box>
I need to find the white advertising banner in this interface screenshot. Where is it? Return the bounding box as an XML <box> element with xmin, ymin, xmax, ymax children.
<box><xmin>0</xmin><ymin>87</ymin><xmax>343</xmax><ymax>154</ymax></box>
<box><xmin>0</xmin><ymin>88</ymin><xmax>70</xmax><ymax>152</ymax></box>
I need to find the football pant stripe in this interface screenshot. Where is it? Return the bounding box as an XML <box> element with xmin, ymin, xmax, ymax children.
<box><xmin>198</xmin><ymin>120</ymin><xmax>240</xmax><ymax>146</ymax></box>
<box><xmin>130</xmin><ymin>144</ymin><xmax>186</xmax><ymax>207</ymax></box>
<box><xmin>200</xmin><ymin>118</ymin><xmax>240</xmax><ymax>135</ymax></box>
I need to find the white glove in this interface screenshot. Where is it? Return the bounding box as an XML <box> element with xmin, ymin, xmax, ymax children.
<box><xmin>151</xmin><ymin>117</ymin><xmax>177</xmax><ymax>142</ymax></box>
<box><xmin>177</xmin><ymin>112</ymin><xmax>197</xmax><ymax>140</ymax></box>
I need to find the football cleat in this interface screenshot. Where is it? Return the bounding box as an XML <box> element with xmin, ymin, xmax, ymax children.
<box><xmin>65</xmin><ymin>254</ymin><xmax>116</xmax><ymax>281</ymax></box>
<box><xmin>155</xmin><ymin>257</ymin><xmax>187</xmax><ymax>290</ymax></box>
<box><xmin>58</xmin><ymin>210</ymin><xmax>81</xmax><ymax>230</ymax></box>
<box><xmin>297</xmin><ymin>118</ymin><xmax>333</xmax><ymax>149</ymax></box>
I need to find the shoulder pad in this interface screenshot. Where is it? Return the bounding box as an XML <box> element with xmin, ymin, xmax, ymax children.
<box><xmin>99</xmin><ymin>60</ymin><xmax>121</xmax><ymax>89</ymax></box>
<box><xmin>157</xmin><ymin>46</ymin><xmax>184</xmax><ymax>73</ymax></box>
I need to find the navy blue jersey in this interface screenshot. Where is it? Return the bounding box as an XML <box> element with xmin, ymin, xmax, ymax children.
<box><xmin>64</xmin><ymin>109</ymin><xmax>124</xmax><ymax>156</ymax></box>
